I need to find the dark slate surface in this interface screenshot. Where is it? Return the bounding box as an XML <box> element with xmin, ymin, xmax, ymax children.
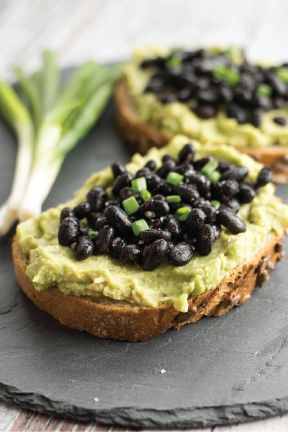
<box><xmin>1</xmin><ymin>92</ymin><xmax>288</xmax><ymax>428</ymax></box>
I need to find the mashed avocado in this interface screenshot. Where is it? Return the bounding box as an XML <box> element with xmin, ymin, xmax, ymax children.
<box><xmin>123</xmin><ymin>46</ymin><xmax>288</xmax><ymax>149</ymax></box>
<box><xmin>17</xmin><ymin>135</ymin><xmax>288</xmax><ymax>312</ymax></box>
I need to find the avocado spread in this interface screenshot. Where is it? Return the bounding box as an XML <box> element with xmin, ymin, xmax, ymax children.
<box><xmin>17</xmin><ymin>135</ymin><xmax>288</xmax><ymax>312</ymax></box>
<box><xmin>123</xmin><ymin>46</ymin><xmax>288</xmax><ymax>149</ymax></box>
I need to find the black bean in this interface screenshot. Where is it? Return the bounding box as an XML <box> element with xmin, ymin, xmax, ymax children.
<box><xmin>194</xmin><ymin>104</ymin><xmax>216</xmax><ymax>119</ymax></box>
<box><xmin>121</xmin><ymin>244</ymin><xmax>142</xmax><ymax>265</ymax></box>
<box><xmin>111</xmin><ymin>162</ymin><xmax>126</xmax><ymax>178</ymax></box>
<box><xmin>158</xmin><ymin>182</ymin><xmax>174</xmax><ymax>195</ymax></box>
<box><xmin>215</xmin><ymin>179</ymin><xmax>239</xmax><ymax>201</ymax></box>
<box><xmin>146</xmin><ymin>173</ymin><xmax>162</xmax><ymax>193</ymax></box>
<box><xmin>139</xmin><ymin>228</ymin><xmax>171</xmax><ymax>245</ymax></box>
<box><xmin>141</xmin><ymin>198</ymin><xmax>170</xmax><ymax>216</ymax></box>
<box><xmin>250</xmin><ymin>110</ymin><xmax>263</xmax><ymax>127</ymax></box>
<box><xmin>178</xmin><ymin>143</ymin><xmax>195</xmax><ymax>164</ymax></box>
<box><xmin>162</xmin><ymin>154</ymin><xmax>176</xmax><ymax>164</ymax></box>
<box><xmin>168</xmin><ymin>242</ymin><xmax>194</xmax><ymax>266</ymax></box>
<box><xmin>186</xmin><ymin>171</ymin><xmax>211</xmax><ymax>195</ymax></box>
<box><xmin>176</xmin><ymin>184</ymin><xmax>199</xmax><ymax>203</ymax></box>
<box><xmin>145</xmin><ymin>159</ymin><xmax>157</xmax><ymax>171</ymax></box>
<box><xmin>186</xmin><ymin>208</ymin><xmax>206</xmax><ymax>234</ymax></box>
<box><xmin>256</xmin><ymin>167</ymin><xmax>272</xmax><ymax>187</ymax></box>
<box><xmin>87</xmin><ymin>212</ymin><xmax>101</xmax><ymax>228</ymax></box>
<box><xmin>87</xmin><ymin>187</ymin><xmax>107</xmax><ymax>212</ymax></box>
<box><xmin>112</xmin><ymin>173</ymin><xmax>132</xmax><ymax>196</ymax></box>
<box><xmin>75</xmin><ymin>236</ymin><xmax>94</xmax><ymax>260</ymax></box>
<box><xmin>80</xmin><ymin>227</ymin><xmax>89</xmax><ymax>236</ymax></box>
<box><xmin>97</xmin><ymin>225</ymin><xmax>115</xmax><ymax>253</ymax></box>
<box><xmin>94</xmin><ymin>215</ymin><xmax>107</xmax><ymax>230</ymax></box>
<box><xmin>110</xmin><ymin>237</ymin><xmax>126</xmax><ymax>259</ymax></box>
<box><xmin>157</xmin><ymin>160</ymin><xmax>176</xmax><ymax>178</ymax></box>
<box><xmin>60</xmin><ymin>207</ymin><xmax>74</xmax><ymax>222</ymax></box>
<box><xmin>217</xmin><ymin>161</ymin><xmax>231</xmax><ymax>173</ymax></box>
<box><xmin>178</xmin><ymin>87</ymin><xmax>193</xmax><ymax>101</ymax></box>
<box><xmin>105</xmin><ymin>205</ymin><xmax>132</xmax><ymax>235</ymax></box>
<box><xmin>73</xmin><ymin>202</ymin><xmax>91</xmax><ymax>220</ymax></box>
<box><xmin>197</xmin><ymin>201</ymin><xmax>217</xmax><ymax>223</ymax></box>
<box><xmin>197</xmin><ymin>224</ymin><xmax>215</xmax><ymax>255</ymax></box>
<box><xmin>119</xmin><ymin>187</ymin><xmax>133</xmax><ymax>200</ymax></box>
<box><xmin>217</xmin><ymin>208</ymin><xmax>246</xmax><ymax>234</ymax></box>
<box><xmin>226</xmin><ymin>198</ymin><xmax>240</xmax><ymax>213</ymax></box>
<box><xmin>135</xmin><ymin>167</ymin><xmax>151</xmax><ymax>178</ymax></box>
<box><xmin>58</xmin><ymin>217</ymin><xmax>80</xmax><ymax>246</ymax></box>
<box><xmin>221</xmin><ymin>165</ymin><xmax>248</xmax><ymax>181</ymax></box>
<box><xmin>273</xmin><ymin>116</ymin><xmax>287</xmax><ymax>126</ymax></box>
<box><xmin>104</xmin><ymin>200</ymin><xmax>120</xmax><ymax>208</ymax></box>
<box><xmin>142</xmin><ymin>239</ymin><xmax>168</xmax><ymax>270</ymax></box>
<box><xmin>238</xmin><ymin>182</ymin><xmax>256</xmax><ymax>203</ymax></box>
<box><xmin>193</xmin><ymin>157</ymin><xmax>212</xmax><ymax>171</ymax></box>
<box><xmin>197</xmin><ymin>88</ymin><xmax>219</xmax><ymax>105</ymax></box>
<box><xmin>165</xmin><ymin>216</ymin><xmax>181</xmax><ymax>239</ymax></box>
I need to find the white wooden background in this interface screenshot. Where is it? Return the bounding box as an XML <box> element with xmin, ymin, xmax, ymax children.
<box><xmin>1</xmin><ymin>0</ymin><xmax>288</xmax><ymax>430</ymax></box>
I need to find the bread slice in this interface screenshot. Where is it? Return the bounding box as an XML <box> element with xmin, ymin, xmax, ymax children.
<box><xmin>13</xmin><ymin>233</ymin><xmax>284</xmax><ymax>342</ymax></box>
<box><xmin>115</xmin><ymin>81</ymin><xmax>288</xmax><ymax>182</ymax></box>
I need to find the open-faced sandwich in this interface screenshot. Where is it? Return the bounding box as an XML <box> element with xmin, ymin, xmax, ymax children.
<box><xmin>116</xmin><ymin>46</ymin><xmax>288</xmax><ymax>181</ymax></box>
<box><xmin>13</xmin><ymin>135</ymin><xmax>288</xmax><ymax>341</ymax></box>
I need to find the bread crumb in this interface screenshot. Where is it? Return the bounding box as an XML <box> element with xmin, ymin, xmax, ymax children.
<box><xmin>160</xmin><ymin>369</ymin><xmax>166</xmax><ymax>374</ymax></box>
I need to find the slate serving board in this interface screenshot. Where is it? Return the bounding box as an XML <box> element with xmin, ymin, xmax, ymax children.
<box><xmin>1</xmin><ymin>88</ymin><xmax>288</xmax><ymax>429</ymax></box>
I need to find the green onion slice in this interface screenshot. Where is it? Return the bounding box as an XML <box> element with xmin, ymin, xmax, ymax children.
<box><xmin>132</xmin><ymin>219</ymin><xmax>149</xmax><ymax>236</ymax></box>
<box><xmin>122</xmin><ymin>196</ymin><xmax>140</xmax><ymax>215</ymax></box>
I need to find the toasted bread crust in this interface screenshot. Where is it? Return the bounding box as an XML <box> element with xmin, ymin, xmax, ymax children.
<box><xmin>12</xmin><ymin>234</ymin><xmax>284</xmax><ymax>341</ymax></box>
<box><xmin>115</xmin><ymin>81</ymin><xmax>288</xmax><ymax>182</ymax></box>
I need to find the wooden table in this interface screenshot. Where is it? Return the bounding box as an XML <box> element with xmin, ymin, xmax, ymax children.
<box><xmin>1</xmin><ymin>0</ymin><xmax>288</xmax><ymax>430</ymax></box>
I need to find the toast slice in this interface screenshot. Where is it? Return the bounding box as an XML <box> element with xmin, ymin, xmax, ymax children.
<box><xmin>115</xmin><ymin>80</ymin><xmax>288</xmax><ymax>183</ymax></box>
<box><xmin>13</xmin><ymin>234</ymin><xmax>284</xmax><ymax>342</ymax></box>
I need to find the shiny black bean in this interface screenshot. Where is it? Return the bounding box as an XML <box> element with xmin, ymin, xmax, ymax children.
<box><xmin>165</xmin><ymin>216</ymin><xmax>181</xmax><ymax>239</ymax></box>
<box><xmin>141</xmin><ymin>198</ymin><xmax>170</xmax><ymax>216</ymax></box>
<box><xmin>226</xmin><ymin>198</ymin><xmax>240</xmax><ymax>213</ymax></box>
<box><xmin>250</xmin><ymin>110</ymin><xmax>263</xmax><ymax>127</ymax></box>
<box><xmin>178</xmin><ymin>143</ymin><xmax>195</xmax><ymax>164</ymax></box>
<box><xmin>121</xmin><ymin>244</ymin><xmax>142</xmax><ymax>265</ymax></box>
<box><xmin>221</xmin><ymin>165</ymin><xmax>248</xmax><ymax>181</ymax></box>
<box><xmin>186</xmin><ymin>208</ymin><xmax>206</xmax><ymax>234</ymax></box>
<box><xmin>168</xmin><ymin>242</ymin><xmax>194</xmax><ymax>266</ymax></box>
<box><xmin>273</xmin><ymin>116</ymin><xmax>287</xmax><ymax>126</ymax></box>
<box><xmin>119</xmin><ymin>187</ymin><xmax>133</xmax><ymax>200</ymax></box>
<box><xmin>157</xmin><ymin>160</ymin><xmax>176</xmax><ymax>178</ymax></box>
<box><xmin>111</xmin><ymin>162</ymin><xmax>126</xmax><ymax>178</ymax></box>
<box><xmin>60</xmin><ymin>207</ymin><xmax>74</xmax><ymax>222</ymax></box>
<box><xmin>94</xmin><ymin>215</ymin><xmax>107</xmax><ymax>230</ymax></box>
<box><xmin>256</xmin><ymin>167</ymin><xmax>272</xmax><ymax>187</ymax></box>
<box><xmin>238</xmin><ymin>182</ymin><xmax>256</xmax><ymax>203</ymax></box>
<box><xmin>194</xmin><ymin>104</ymin><xmax>217</xmax><ymax>119</ymax></box>
<box><xmin>197</xmin><ymin>224</ymin><xmax>215</xmax><ymax>255</ymax></box>
<box><xmin>97</xmin><ymin>225</ymin><xmax>115</xmax><ymax>253</ymax></box>
<box><xmin>58</xmin><ymin>217</ymin><xmax>80</xmax><ymax>246</ymax></box>
<box><xmin>87</xmin><ymin>187</ymin><xmax>107</xmax><ymax>212</ymax></box>
<box><xmin>145</xmin><ymin>159</ymin><xmax>157</xmax><ymax>171</ymax></box>
<box><xmin>197</xmin><ymin>201</ymin><xmax>217</xmax><ymax>223</ymax></box>
<box><xmin>176</xmin><ymin>184</ymin><xmax>199</xmax><ymax>203</ymax></box>
<box><xmin>217</xmin><ymin>208</ymin><xmax>246</xmax><ymax>234</ymax></box>
<box><xmin>193</xmin><ymin>157</ymin><xmax>212</xmax><ymax>171</ymax></box>
<box><xmin>185</xmin><ymin>171</ymin><xmax>211</xmax><ymax>195</ymax></box>
<box><xmin>142</xmin><ymin>239</ymin><xmax>168</xmax><ymax>270</ymax></box>
<box><xmin>112</xmin><ymin>173</ymin><xmax>132</xmax><ymax>196</ymax></box>
<box><xmin>105</xmin><ymin>205</ymin><xmax>132</xmax><ymax>235</ymax></box>
<box><xmin>75</xmin><ymin>236</ymin><xmax>94</xmax><ymax>260</ymax></box>
<box><xmin>73</xmin><ymin>202</ymin><xmax>91</xmax><ymax>220</ymax></box>
<box><xmin>146</xmin><ymin>173</ymin><xmax>162</xmax><ymax>193</ymax></box>
<box><xmin>135</xmin><ymin>167</ymin><xmax>151</xmax><ymax>178</ymax></box>
<box><xmin>215</xmin><ymin>179</ymin><xmax>239</xmax><ymax>201</ymax></box>
<box><xmin>139</xmin><ymin>228</ymin><xmax>171</xmax><ymax>245</ymax></box>
<box><xmin>110</xmin><ymin>237</ymin><xmax>126</xmax><ymax>259</ymax></box>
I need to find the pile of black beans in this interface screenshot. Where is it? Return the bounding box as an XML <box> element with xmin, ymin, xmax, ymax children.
<box><xmin>140</xmin><ymin>48</ymin><xmax>288</xmax><ymax>127</ymax></box>
<box><xmin>58</xmin><ymin>143</ymin><xmax>271</xmax><ymax>270</ymax></box>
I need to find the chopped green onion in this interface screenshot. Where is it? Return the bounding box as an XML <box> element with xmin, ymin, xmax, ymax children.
<box><xmin>256</xmin><ymin>84</ymin><xmax>272</xmax><ymax>97</ymax></box>
<box><xmin>132</xmin><ymin>219</ymin><xmax>149</xmax><ymax>236</ymax></box>
<box><xmin>211</xmin><ymin>200</ymin><xmax>221</xmax><ymax>209</ymax></box>
<box><xmin>88</xmin><ymin>229</ymin><xmax>98</xmax><ymax>239</ymax></box>
<box><xmin>166</xmin><ymin>195</ymin><xmax>181</xmax><ymax>203</ymax></box>
<box><xmin>166</xmin><ymin>171</ymin><xmax>184</xmax><ymax>186</ymax></box>
<box><xmin>276</xmin><ymin>68</ymin><xmax>288</xmax><ymax>83</ymax></box>
<box><xmin>208</xmin><ymin>171</ymin><xmax>221</xmax><ymax>182</ymax></box>
<box><xmin>166</xmin><ymin>56</ymin><xmax>182</xmax><ymax>68</ymax></box>
<box><xmin>201</xmin><ymin>160</ymin><xmax>220</xmax><ymax>182</ymax></box>
<box><xmin>140</xmin><ymin>190</ymin><xmax>151</xmax><ymax>201</ymax></box>
<box><xmin>122</xmin><ymin>196</ymin><xmax>140</xmax><ymax>215</ymax></box>
<box><xmin>175</xmin><ymin>206</ymin><xmax>191</xmax><ymax>221</ymax></box>
<box><xmin>132</xmin><ymin>176</ymin><xmax>147</xmax><ymax>193</ymax></box>
<box><xmin>201</xmin><ymin>159</ymin><xmax>218</xmax><ymax>176</ymax></box>
<box><xmin>213</xmin><ymin>66</ymin><xmax>240</xmax><ymax>86</ymax></box>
